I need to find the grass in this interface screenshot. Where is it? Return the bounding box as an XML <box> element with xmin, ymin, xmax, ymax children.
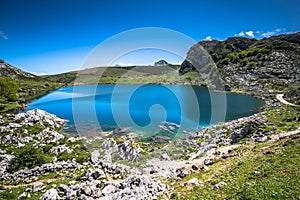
<box><xmin>264</xmin><ymin>105</ymin><xmax>300</xmax><ymax>132</ymax></box>
<box><xmin>170</xmin><ymin>137</ymin><xmax>300</xmax><ymax>200</ymax></box>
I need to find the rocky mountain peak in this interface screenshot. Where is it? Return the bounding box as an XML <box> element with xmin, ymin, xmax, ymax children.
<box><xmin>154</xmin><ymin>60</ymin><xmax>169</xmax><ymax>66</ymax></box>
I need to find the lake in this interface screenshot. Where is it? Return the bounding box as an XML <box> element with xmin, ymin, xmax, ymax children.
<box><xmin>25</xmin><ymin>85</ymin><xmax>262</xmax><ymax>136</ymax></box>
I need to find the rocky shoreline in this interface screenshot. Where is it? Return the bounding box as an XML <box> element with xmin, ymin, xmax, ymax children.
<box><xmin>0</xmin><ymin>104</ymin><xmax>288</xmax><ymax>200</ymax></box>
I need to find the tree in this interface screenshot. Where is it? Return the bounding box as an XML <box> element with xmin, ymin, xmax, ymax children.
<box><xmin>0</xmin><ymin>77</ymin><xmax>19</xmax><ymax>101</ymax></box>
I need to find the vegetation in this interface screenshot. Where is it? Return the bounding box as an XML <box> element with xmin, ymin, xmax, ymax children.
<box><xmin>9</xmin><ymin>146</ymin><xmax>51</xmax><ymax>173</ymax></box>
<box><xmin>170</xmin><ymin>137</ymin><xmax>300</xmax><ymax>200</ymax></box>
<box><xmin>0</xmin><ymin>77</ymin><xmax>19</xmax><ymax>101</ymax></box>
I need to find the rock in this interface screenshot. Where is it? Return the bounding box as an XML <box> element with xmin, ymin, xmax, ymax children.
<box><xmin>67</xmin><ymin>137</ymin><xmax>76</xmax><ymax>143</ymax></box>
<box><xmin>40</xmin><ymin>188</ymin><xmax>60</xmax><ymax>200</ymax></box>
<box><xmin>200</xmin><ymin>165</ymin><xmax>210</xmax><ymax>171</ymax></box>
<box><xmin>0</xmin><ymin>153</ymin><xmax>15</xmax><ymax>177</ymax></box>
<box><xmin>161</xmin><ymin>153</ymin><xmax>171</xmax><ymax>161</ymax></box>
<box><xmin>69</xmin><ymin>180</ymin><xmax>76</xmax><ymax>186</ymax></box>
<box><xmin>14</xmin><ymin>109</ymin><xmax>67</xmax><ymax>129</ymax></box>
<box><xmin>152</xmin><ymin>136</ymin><xmax>170</xmax><ymax>144</ymax></box>
<box><xmin>85</xmin><ymin>168</ymin><xmax>106</xmax><ymax>180</ymax></box>
<box><xmin>17</xmin><ymin>192</ymin><xmax>27</xmax><ymax>200</ymax></box>
<box><xmin>184</xmin><ymin>177</ymin><xmax>200</xmax><ymax>189</ymax></box>
<box><xmin>204</xmin><ymin>158</ymin><xmax>213</xmax><ymax>166</ymax></box>
<box><xmin>101</xmin><ymin>138</ymin><xmax>118</xmax><ymax>150</ymax></box>
<box><xmin>102</xmin><ymin>184</ymin><xmax>117</xmax><ymax>196</ymax></box>
<box><xmin>118</xmin><ymin>139</ymin><xmax>142</xmax><ymax>162</ymax></box>
<box><xmin>214</xmin><ymin>181</ymin><xmax>227</xmax><ymax>190</ymax></box>
<box><xmin>50</xmin><ymin>145</ymin><xmax>72</xmax><ymax>155</ymax></box>
<box><xmin>191</xmin><ymin>165</ymin><xmax>198</xmax><ymax>170</ymax></box>
<box><xmin>2</xmin><ymin>160</ymin><xmax>82</xmax><ymax>181</ymax></box>
<box><xmin>81</xmin><ymin>185</ymin><xmax>93</xmax><ymax>196</ymax></box>
<box><xmin>113</xmin><ymin>127</ymin><xmax>131</xmax><ymax>135</ymax></box>
<box><xmin>90</xmin><ymin>150</ymin><xmax>100</xmax><ymax>165</ymax></box>
<box><xmin>32</xmin><ymin>182</ymin><xmax>45</xmax><ymax>192</ymax></box>
<box><xmin>58</xmin><ymin>184</ymin><xmax>70</xmax><ymax>194</ymax></box>
<box><xmin>255</xmin><ymin>136</ymin><xmax>268</xmax><ymax>142</ymax></box>
<box><xmin>177</xmin><ymin>169</ymin><xmax>188</xmax><ymax>179</ymax></box>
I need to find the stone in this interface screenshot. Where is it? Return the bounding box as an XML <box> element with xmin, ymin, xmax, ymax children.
<box><xmin>214</xmin><ymin>182</ymin><xmax>227</xmax><ymax>190</ymax></box>
<box><xmin>68</xmin><ymin>137</ymin><xmax>76</xmax><ymax>143</ymax></box>
<box><xmin>184</xmin><ymin>177</ymin><xmax>200</xmax><ymax>189</ymax></box>
<box><xmin>255</xmin><ymin>136</ymin><xmax>268</xmax><ymax>142</ymax></box>
<box><xmin>32</xmin><ymin>182</ymin><xmax>45</xmax><ymax>192</ymax></box>
<box><xmin>204</xmin><ymin>158</ymin><xmax>213</xmax><ymax>166</ymax></box>
<box><xmin>58</xmin><ymin>184</ymin><xmax>70</xmax><ymax>194</ymax></box>
<box><xmin>50</xmin><ymin>145</ymin><xmax>72</xmax><ymax>155</ymax></box>
<box><xmin>90</xmin><ymin>150</ymin><xmax>100</xmax><ymax>165</ymax></box>
<box><xmin>191</xmin><ymin>165</ymin><xmax>198</xmax><ymax>170</ymax></box>
<box><xmin>85</xmin><ymin>168</ymin><xmax>106</xmax><ymax>180</ymax></box>
<box><xmin>17</xmin><ymin>192</ymin><xmax>27</xmax><ymax>200</ymax></box>
<box><xmin>102</xmin><ymin>184</ymin><xmax>117</xmax><ymax>196</ymax></box>
<box><xmin>161</xmin><ymin>153</ymin><xmax>171</xmax><ymax>161</ymax></box>
<box><xmin>81</xmin><ymin>185</ymin><xmax>93</xmax><ymax>196</ymax></box>
<box><xmin>40</xmin><ymin>188</ymin><xmax>60</xmax><ymax>200</ymax></box>
<box><xmin>200</xmin><ymin>165</ymin><xmax>210</xmax><ymax>171</ymax></box>
<box><xmin>177</xmin><ymin>169</ymin><xmax>188</xmax><ymax>179</ymax></box>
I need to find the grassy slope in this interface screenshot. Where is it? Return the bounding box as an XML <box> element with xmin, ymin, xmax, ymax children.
<box><xmin>169</xmin><ymin>105</ymin><xmax>300</xmax><ymax>199</ymax></box>
<box><xmin>42</xmin><ymin>65</ymin><xmax>203</xmax><ymax>85</ymax></box>
<box><xmin>170</xmin><ymin>136</ymin><xmax>300</xmax><ymax>200</ymax></box>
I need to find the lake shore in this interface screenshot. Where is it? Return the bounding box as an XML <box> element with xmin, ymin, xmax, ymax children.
<box><xmin>1</xmin><ymin>89</ymin><xmax>299</xmax><ymax>199</ymax></box>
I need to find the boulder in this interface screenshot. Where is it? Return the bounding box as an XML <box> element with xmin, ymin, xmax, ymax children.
<box><xmin>85</xmin><ymin>168</ymin><xmax>106</xmax><ymax>180</ymax></box>
<box><xmin>102</xmin><ymin>184</ymin><xmax>117</xmax><ymax>196</ymax></box>
<box><xmin>32</xmin><ymin>182</ymin><xmax>45</xmax><ymax>192</ymax></box>
<box><xmin>40</xmin><ymin>188</ymin><xmax>60</xmax><ymax>200</ymax></box>
<box><xmin>204</xmin><ymin>158</ymin><xmax>213</xmax><ymax>166</ymax></box>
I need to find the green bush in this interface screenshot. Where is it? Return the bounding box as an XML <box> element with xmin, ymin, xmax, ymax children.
<box><xmin>221</xmin><ymin>57</ymin><xmax>230</xmax><ymax>65</ymax></box>
<box><xmin>0</xmin><ymin>77</ymin><xmax>19</xmax><ymax>101</ymax></box>
<box><xmin>9</xmin><ymin>146</ymin><xmax>51</xmax><ymax>172</ymax></box>
<box><xmin>239</xmin><ymin>51</ymin><xmax>248</xmax><ymax>59</ymax></box>
<box><xmin>248</xmin><ymin>62</ymin><xmax>256</xmax><ymax>67</ymax></box>
<box><xmin>240</xmin><ymin>59</ymin><xmax>248</xmax><ymax>65</ymax></box>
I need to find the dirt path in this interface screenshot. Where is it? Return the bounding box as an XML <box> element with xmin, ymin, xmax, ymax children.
<box><xmin>276</xmin><ymin>94</ymin><xmax>300</xmax><ymax>107</ymax></box>
<box><xmin>1</xmin><ymin>178</ymin><xmax>60</xmax><ymax>189</ymax></box>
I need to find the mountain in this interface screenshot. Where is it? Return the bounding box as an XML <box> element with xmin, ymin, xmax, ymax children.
<box><xmin>0</xmin><ymin>59</ymin><xmax>36</xmax><ymax>80</ymax></box>
<box><xmin>154</xmin><ymin>60</ymin><xmax>169</xmax><ymax>66</ymax></box>
<box><xmin>0</xmin><ymin>60</ymin><xmax>62</xmax><ymax>112</ymax></box>
<box><xmin>179</xmin><ymin>32</ymin><xmax>300</xmax><ymax>94</ymax></box>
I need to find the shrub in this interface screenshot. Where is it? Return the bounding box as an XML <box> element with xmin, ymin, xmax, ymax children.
<box><xmin>240</xmin><ymin>59</ymin><xmax>248</xmax><ymax>65</ymax></box>
<box><xmin>239</xmin><ymin>51</ymin><xmax>248</xmax><ymax>59</ymax></box>
<box><xmin>9</xmin><ymin>146</ymin><xmax>50</xmax><ymax>172</ymax></box>
<box><xmin>248</xmin><ymin>62</ymin><xmax>256</xmax><ymax>67</ymax></box>
<box><xmin>221</xmin><ymin>57</ymin><xmax>230</xmax><ymax>65</ymax></box>
<box><xmin>0</xmin><ymin>77</ymin><xmax>19</xmax><ymax>101</ymax></box>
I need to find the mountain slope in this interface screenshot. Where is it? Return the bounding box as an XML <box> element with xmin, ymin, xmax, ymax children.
<box><xmin>0</xmin><ymin>60</ymin><xmax>62</xmax><ymax>113</ymax></box>
<box><xmin>0</xmin><ymin>59</ymin><xmax>36</xmax><ymax>80</ymax></box>
<box><xmin>180</xmin><ymin>32</ymin><xmax>300</xmax><ymax>95</ymax></box>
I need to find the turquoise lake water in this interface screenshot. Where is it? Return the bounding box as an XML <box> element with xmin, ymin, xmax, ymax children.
<box><xmin>25</xmin><ymin>85</ymin><xmax>262</xmax><ymax>135</ymax></box>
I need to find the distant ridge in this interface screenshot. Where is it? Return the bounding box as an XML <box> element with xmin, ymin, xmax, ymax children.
<box><xmin>0</xmin><ymin>59</ymin><xmax>36</xmax><ymax>80</ymax></box>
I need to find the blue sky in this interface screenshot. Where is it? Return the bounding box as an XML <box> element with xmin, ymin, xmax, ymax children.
<box><xmin>0</xmin><ymin>0</ymin><xmax>299</xmax><ymax>74</ymax></box>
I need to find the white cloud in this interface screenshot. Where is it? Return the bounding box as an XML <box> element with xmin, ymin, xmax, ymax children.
<box><xmin>204</xmin><ymin>36</ymin><xmax>212</xmax><ymax>41</ymax></box>
<box><xmin>261</xmin><ymin>31</ymin><xmax>276</xmax><ymax>38</ymax></box>
<box><xmin>245</xmin><ymin>31</ymin><xmax>254</xmax><ymax>38</ymax></box>
<box><xmin>275</xmin><ymin>29</ymin><xmax>281</xmax><ymax>32</ymax></box>
<box><xmin>0</xmin><ymin>31</ymin><xmax>8</xmax><ymax>40</ymax></box>
<box><xmin>29</xmin><ymin>71</ymin><xmax>47</xmax><ymax>76</ymax></box>
<box><xmin>115</xmin><ymin>62</ymin><xmax>134</xmax><ymax>67</ymax></box>
<box><xmin>238</xmin><ymin>32</ymin><xmax>245</xmax><ymax>36</ymax></box>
